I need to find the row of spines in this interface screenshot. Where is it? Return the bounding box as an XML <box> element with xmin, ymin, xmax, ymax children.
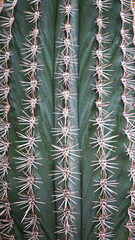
<box><xmin>15</xmin><ymin>1</ymin><xmax>44</xmax><ymax>239</ymax></box>
<box><xmin>52</xmin><ymin>1</ymin><xmax>80</xmax><ymax>239</ymax></box>
<box><xmin>120</xmin><ymin>0</ymin><xmax>135</xmax><ymax>238</ymax></box>
<box><xmin>0</xmin><ymin>1</ymin><xmax>18</xmax><ymax>239</ymax></box>
<box><xmin>90</xmin><ymin>0</ymin><xmax>118</xmax><ymax>239</ymax></box>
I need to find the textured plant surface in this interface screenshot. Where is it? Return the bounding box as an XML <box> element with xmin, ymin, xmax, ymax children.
<box><xmin>0</xmin><ymin>0</ymin><xmax>134</xmax><ymax>240</ymax></box>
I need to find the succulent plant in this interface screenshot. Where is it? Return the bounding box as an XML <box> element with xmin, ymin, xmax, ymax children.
<box><xmin>0</xmin><ymin>0</ymin><xmax>135</xmax><ymax>239</ymax></box>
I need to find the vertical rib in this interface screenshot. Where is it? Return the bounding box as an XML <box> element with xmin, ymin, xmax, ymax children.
<box><xmin>52</xmin><ymin>0</ymin><xmax>80</xmax><ymax>239</ymax></box>
<box><xmin>0</xmin><ymin>1</ymin><xmax>18</xmax><ymax>239</ymax></box>
<box><xmin>121</xmin><ymin>0</ymin><xmax>135</xmax><ymax>237</ymax></box>
<box><xmin>90</xmin><ymin>0</ymin><xmax>118</xmax><ymax>239</ymax></box>
<box><xmin>15</xmin><ymin>0</ymin><xmax>44</xmax><ymax>239</ymax></box>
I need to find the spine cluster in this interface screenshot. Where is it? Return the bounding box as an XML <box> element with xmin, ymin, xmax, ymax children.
<box><xmin>120</xmin><ymin>0</ymin><xmax>135</xmax><ymax>237</ymax></box>
<box><xmin>15</xmin><ymin>0</ymin><xmax>44</xmax><ymax>239</ymax></box>
<box><xmin>52</xmin><ymin>0</ymin><xmax>80</xmax><ymax>239</ymax></box>
<box><xmin>90</xmin><ymin>0</ymin><xmax>118</xmax><ymax>239</ymax></box>
<box><xmin>0</xmin><ymin>1</ymin><xmax>17</xmax><ymax>239</ymax></box>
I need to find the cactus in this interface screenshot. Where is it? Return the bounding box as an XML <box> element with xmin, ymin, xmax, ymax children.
<box><xmin>0</xmin><ymin>0</ymin><xmax>134</xmax><ymax>239</ymax></box>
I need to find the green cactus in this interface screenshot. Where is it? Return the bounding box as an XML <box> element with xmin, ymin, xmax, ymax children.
<box><xmin>0</xmin><ymin>0</ymin><xmax>134</xmax><ymax>239</ymax></box>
